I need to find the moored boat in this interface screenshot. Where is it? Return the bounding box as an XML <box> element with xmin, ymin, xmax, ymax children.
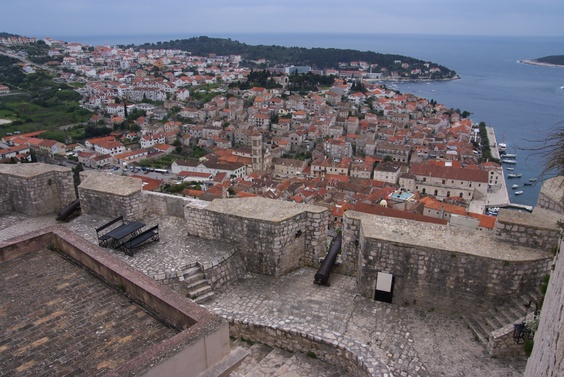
<box><xmin>515</xmin><ymin>190</ymin><xmax>524</xmax><ymax>195</ymax></box>
<box><xmin>501</xmin><ymin>159</ymin><xmax>517</xmax><ymax>164</ymax></box>
<box><xmin>506</xmin><ymin>167</ymin><xmax>514</xmax><ymax>171</ymax></box>
<box><xmin>524</xmin><ymin>182</ymin><xmax>533</xmax><ymax>186</ymax></box>
<box><xmin>512</xmin><ymin>184</ymin><xmax>519</xmax><ymax>189</ymax></box>
<box><xmin>507</xmin><ymin>173</ymin><xmax>523</xmax><ymax>178</ymax></box>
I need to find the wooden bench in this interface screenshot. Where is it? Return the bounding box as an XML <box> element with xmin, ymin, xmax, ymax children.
<box><xmin>95</xmin><ymin>215</ymin><xmax>124</xmax><ymax>247</ymax></box>
<box><xmin>119</xmin><ymin>225</ymin><xmax>159</xmax><ymax>256</ymax></box>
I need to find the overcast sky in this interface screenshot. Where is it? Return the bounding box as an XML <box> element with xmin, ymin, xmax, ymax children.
<box><xmin>3</xmin><ymin>0</ymin><xmax>564</xmax><ymax>40</ymax></box>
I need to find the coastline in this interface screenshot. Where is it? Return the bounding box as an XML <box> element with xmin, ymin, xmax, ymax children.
<box><xmin>518</xmin><ymin>59</ymin><xmax>564</xmax><ymax>69</ymax></box>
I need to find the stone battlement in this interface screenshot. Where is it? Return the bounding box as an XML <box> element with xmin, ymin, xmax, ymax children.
<box><xmin>0</xmin><ymin>163</ymin><xmax>560</xmax><ymax>314</ymax></box>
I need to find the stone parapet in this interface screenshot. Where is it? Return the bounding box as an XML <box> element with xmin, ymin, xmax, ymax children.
<box><xmin>78</xmin><ymin>172</ymin><xmax>143</xmax><ymax>220</ymax></box>
<box><xmin>143</xmin><ymin>191</ymin><xmax>202</xmax><ymax>219</ymax></box>
<box><xmin>536</xmin><ymin>176</ymin><xmax>564</xmax><ymax>214</ymax></box>
<box><xmin>344</xmin><ymin>211</ymin><xmax>553</xmax><ymax>313</ymax></box>
<box><xmin>214</xmin><ymin>308</ymin><xmax>392</xmax><ymax>377</ymax></box>
<box><xmin>488</xmin><ymin>313</ymin><xmax>535</xmax><ymax>357</ymax></box>
<box><xmin>185</xmin><ymin>198</ymin><xmax>328</xmax><ymax>277</ymax></box>
<box><xmin>200</xmin><ymin>249</ymin><xmax>246</xmax><ymax>291</ymax></box>
<box><xmin>495</xmin><ymin>207</ymin><xmax>562</xmax><ymax>251</ymax></box>
<box><xmin>0</xmin><ymin>163</ymin><xmax>75</xmax><ymax>216</ymax></box>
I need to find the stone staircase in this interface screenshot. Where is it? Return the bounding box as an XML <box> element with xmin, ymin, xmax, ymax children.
<box><xmin>229</xmin><ymin>338</ymin><xmax>351</xmax><ymax>377</ymax></box>
<box><xmin>182</xmin><ymin>265</ymin><xmax>214</xmax><ymax>304</ymax></box>
<box><xmin>463</xmin><ymin>290</ymin><xmax>540</xmax><ymax>347</ymax></box>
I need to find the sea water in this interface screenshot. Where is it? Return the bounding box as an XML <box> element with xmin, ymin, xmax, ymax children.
<box><xmin>54</xmin><ymin>32</ymin><xmax>564</xmax><ymax>206</ymax></box>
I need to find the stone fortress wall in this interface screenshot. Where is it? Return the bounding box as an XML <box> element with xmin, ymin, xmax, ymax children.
<box><xmin>0</xmin><ymin>164</ymin><xmax>559</xmax><ymax>313</ymax></box>
<box><xmin>1</xmin><ymin>164</ymin><xmax>563</xmax><ymax>374</ymax></box>
<box><xmin>184</xmin><ymin>197</ymin><xmax>328</xmax><ymax>277</ymax></box>
<box><xmin>0</xmin><ymin>163</ymin><xmax>75</xmax><ymax>216</ymax></box>
<box><xmin>340</xmin><ymin>212</ymin><xmax>552</xmax><ymax>313</ymax></box>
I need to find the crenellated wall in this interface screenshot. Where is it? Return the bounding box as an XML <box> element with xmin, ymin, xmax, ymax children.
<box><xmin>0</xmin><ymin>163</ymin><xmax>75</xmax><ymax>216</ymax></box>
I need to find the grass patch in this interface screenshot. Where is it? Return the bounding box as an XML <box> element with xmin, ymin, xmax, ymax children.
<box><xmin>240</xmin><ymin>337</ymin><xmax>255</xmax><ymax>346</ymax></box>
<box><xmin>524</xmin><ymin>339</ymin><xmax>534</xmax><ymax>357</ymax></box>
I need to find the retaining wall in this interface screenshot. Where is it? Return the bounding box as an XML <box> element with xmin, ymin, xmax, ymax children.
<box><xmin>214</xmin><ymin>308</ymin><xmax>392</xmax><ymax>377</ymax></box>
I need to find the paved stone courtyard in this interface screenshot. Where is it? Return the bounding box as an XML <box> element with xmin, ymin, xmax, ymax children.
<box><xmin>0</xmin><ymin>212</ymin><xmax>528</xmax><ymax>376</ymax></box>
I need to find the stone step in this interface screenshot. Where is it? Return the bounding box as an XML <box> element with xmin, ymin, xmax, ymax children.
<box><xmin>186</xmin><ymin>278</ymin><xmax>209</xmax><ymax>291</ymax></box>
<box><xmin>196</xmin><ymin>347</ymin><xmax>248</xmax><ymax>377</ymax></box>
<box><xmin>183</xmin><ymin>267</ymin><xmax>205</xmax><ymax>283</ymax></box>
<box><xmin>184</xmin><ymin>273</ymin><xmax>206</xmax><ymax>285</ymax></box>
<box><xmin>245</xmin><ymin>347</ymin><xmax>294</xmax><ymax>377</ymax></box>
<box><xmin>194</xmin><ymin>291</ymin><xmax>215</xmax><ymax>304</ymax></box>
<box><xmin>497</xmin><ymin>304</ymin><xmax>523</xmax><ymax>323</ymax></box>
<box><xmin>229</xmin><ymin>341</ymin><xmax>273</xmax><ymax>376</ymax></box>
<box><xmin>188</xmin><ymin>284</ymin><xmax>212</xmax><ymax>298</ymax></box>
<box><xmin>483</xmin><ymin>312</ymin><xmax>504</xmax><ymax>330</ymax></box>
<box><xmin>272</xmin><ymin>352</ymin><xmax>351</xmax><ymax>377</ymax></box>
<box><xmin>463</xmin><ymin>290</ymin><xmax>541</xmax><ymax>349</ymax></box>
<box><xmin>463</xmin><ymin>314</ymin><xmax>489</xmax><ymax>345</ymax></box>
<box><xmin>182</xmin><ymin>266</ymin><xmax>201</xmax><ymax>276</ymax></box>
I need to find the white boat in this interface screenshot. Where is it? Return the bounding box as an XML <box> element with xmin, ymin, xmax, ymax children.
<box><xmin>529</xmin><ymin>178</ymin><xmax>537</xmax><ymax>182</ymax></box>
<box><xmin>507</xmin><ymin>173</ymin><xmax>523</xmax><ymax>178</ymax></box>
<box><xmin>499</xmin><ymin>143</ymin><xmax>507</xmax><ymax>152</ymax></box>
<box><xmin>515</xmin><ymin>190</ymin><xmax>524</xmax><ymax>195</ymax></box>
<box><xmin>501</xmin><ymin>159</ymin><xmax>517</xmax><ymax>164</ymax></box>
<box><xmin>512</xmin><ymin>184</ymin><xmax>519</xmax><ymax>189</ymax></box>
<box><xmin>506</xmin><ymin>167</ymin><xmax>514</xmax><ymax>171</ymax></box>
<box><xmin>503</xmin><ymin>153</ymin><xmax>517</xmax><ymax>158</ymax></box>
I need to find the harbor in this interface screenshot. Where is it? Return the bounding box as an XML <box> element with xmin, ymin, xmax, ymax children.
<box><xmin>482</xmin><ymin>127</ymin><xmax>534</xmax><ymax>213</ymax></box>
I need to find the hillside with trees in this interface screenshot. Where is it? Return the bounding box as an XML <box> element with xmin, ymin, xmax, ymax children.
<box><xmin>533</xmin><ymin>55</ymin><xmax>564</xmax><ymax>66</ymax></box>
<box><xmin>132</xmin><ymin>36</ymin><xmax>457</xmax><ymax>80</ymax></box>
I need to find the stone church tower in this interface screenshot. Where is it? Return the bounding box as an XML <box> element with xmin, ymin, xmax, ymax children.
<box><xmin>251</xmin><ymin>131</ymin><xmax>263</xmax><ymax>172</ymax></box>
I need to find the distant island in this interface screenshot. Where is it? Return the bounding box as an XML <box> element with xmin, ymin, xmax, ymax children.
<box><xmin>130</xmin><ymin>36</ymin><xmax>458</xmax><ymax>81</ymax></box>
<box><xmin>519</xmin><ymin>55</ymin><xmax>564</xmax><ymax>68</ymax></box>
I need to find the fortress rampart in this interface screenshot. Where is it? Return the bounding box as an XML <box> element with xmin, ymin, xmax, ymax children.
<box><xmin>0</xmin><ymin>163</ymin><xmax>558</xmax><ymax>314</ymax></box>
<box><xmin>1</xmin><ymin>163</ymin><xmax>563</xmax><ymax>374</ymax></box>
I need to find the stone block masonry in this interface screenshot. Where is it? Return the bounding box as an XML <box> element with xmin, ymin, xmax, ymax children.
<box><xmin>78</xmin><ymin>172</ymin><xmax>143</xmax><ymax>220</ymax></box>
<box><xmin>185</xmin><ymin>197</ymin><xmax>328</xmax><ymax>277</ymax></box>
<box><xmin>536</xmin><ymin>176</ymin><xmax>564</xmax><ymax>214</ymax></box>
<box><xmin>343</xmin><ymin>211</ymin><xmax>553</xmax><ymax>314</ymax></box>
<box><xmin>215</xmin><ymin>308</ymin><xmax>392</xmax><ymax>377</ymax></box>
<box><xmin>495</xmin><ymin>207</ymin><xmax>562</xmax><ymax>251</ymax></box>
<box><xmin>0</xmin><ymin>163</ymin><xmax>75</xmax><ymax>216</ymax></box>
<box><xmin>525</xmin><ymin>239</ymin><xmax>564</xmax><ymax>377</ymax></box>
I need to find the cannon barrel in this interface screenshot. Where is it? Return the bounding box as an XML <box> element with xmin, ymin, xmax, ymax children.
<box><xmin>56</xmin><ymin>199</ymin><xmax>81</xmax><ymax>222</ymax></box>
<box><xmin>314</xmin><ymin>233</ymin><xmax>342</xmax><ymax>286</ymax></box>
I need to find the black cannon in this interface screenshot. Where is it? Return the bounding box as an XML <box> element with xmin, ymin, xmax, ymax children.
<box><xmin>314</xmin><ymin>233</ymin><xmax>342</xmax><ymax>286</ymax></box>
<box><xmin>56</xmin><ymin>199</ymin><xmax>81</xmax><ymax>222</ymax></box>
